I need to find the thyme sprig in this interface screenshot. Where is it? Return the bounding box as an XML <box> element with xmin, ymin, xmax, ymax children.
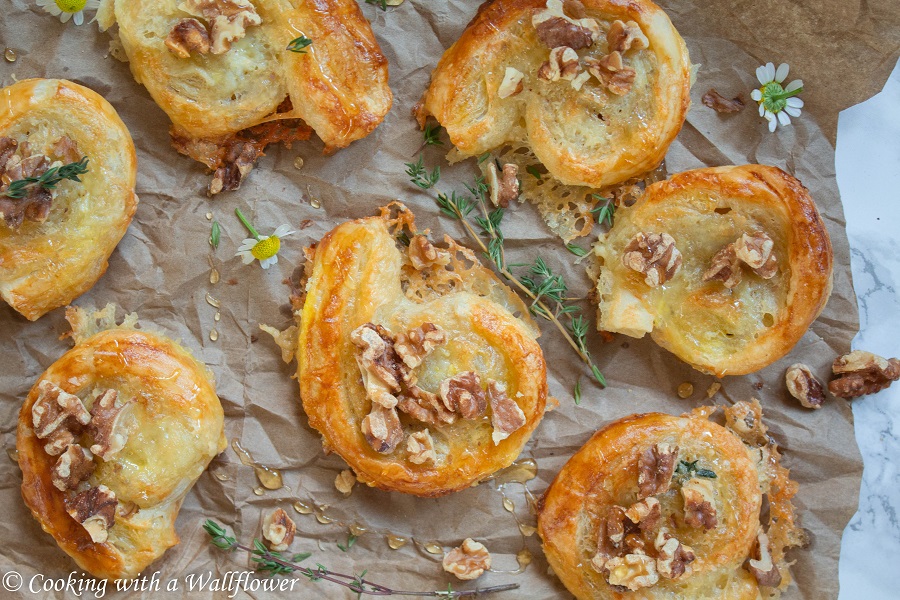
<box><xmin>590</xmin><ymin>194</ymin><xmax>615</xmax><ymax>228</ymax></box>
<box><xmin>673</xmin><ymin>460</ymin><xmax>717</xmax><ymax>482</ymax></box>
<box><xmin>1</xmin><ymin>156</ymin><xmax>89</xmax><ymax>199</ymax></box>
<box><xmin>405</xmin><ymin>155</ymin><xmax>441</xmax><ymax>190</ymax></box>
<box><xmin>204</xmin><ymin>520</ymin><xmax>517</xmax><ymax>597</ymax></box>
<box><xmin>412</xmin><ymin>159</ymin><xmax>606</xmax><ymax>388</ymax></box>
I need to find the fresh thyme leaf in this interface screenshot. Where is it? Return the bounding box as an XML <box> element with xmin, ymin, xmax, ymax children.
<box><xmin>566</xmin><ymin>243</ymin><xmax>588</xmax><ymax>257</ymax></box>
<box><xmin>423</xmin><ymin>123</ymin><xmax>444</xmax><ymax>147</ymax></box>
<box><xmin>210</xmin><ymin>221</ymin><xmax>221</xmax><ymax>250</ymax></box>
<box><xmin>203</xmin><ymin>519</ymin><xmax>236</xmax><ymax>550</ymax></box>
<box><xmin>2</xmin><ymin>156</ymin><xmax>89</xmax><ymax>199</ymax></box>
<box><xmin>477</xmin><ymin>152</ymin><xmax>492</xmax><ymax>164</ymax></box>
<box><xmin>590</xmin><ymin>194</ymin><xmax>615</xmax><ymax>227</ymax></box>
<box><xmin>396</xmin><ymin>231</ymin><xmax>411</xmax><ymax>246</ymax></box>
<box><xmin>365</xmin><ymin>0</ymin><xmax>388</xmax><ymax>9</ymax></box>
<box><xmin>674</xmin><ymin>460</ymin><xmax>716</xmax><ymax>481</ymax></box>
<box><xmin>590</xmin><ymin>363</ymin><xmax>606</xmax><ymax>387</ymax></box>
<box><xmin>405</xmin><ymin>155</ymin><xmax>440</xmax><ymax>190</ymax></box>
<box><xmin>436</xmin><ymin>191</ymin><xmax>474</xmax><ymax>219</ymax></box>
<box><xmin>695</xmin><ymin>468</ymin><xmax>717</xmax><ymax>479</ymax></box>
<box><xmin>526</xmin><ymin>165</ymin><xmax>542</xmax><ymax>180</ymax></box>
<box><xmin>574</xmin><ymin>377</ymin><xmax>582</xmax><ymax>405</ymax></box>
<box><xmin>337</xmin><ymin>533</ymin><xmax>358</xmax><ymax>552</ymax></box>
<box><xmin>287</xmin><ymin>36</ymin><xmax>313</xmax><ymax>53</ymax></box>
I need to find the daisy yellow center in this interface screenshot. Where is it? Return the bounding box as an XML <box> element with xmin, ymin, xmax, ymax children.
<box><xmin>55</xmin><ymin>0</ymin><xmax>87</xmax><ymax>12</ymax></box>
<box><xmin>251</xmin><ymin>236</ymin><xmax>280</xmax><ymax>260</ymax></box>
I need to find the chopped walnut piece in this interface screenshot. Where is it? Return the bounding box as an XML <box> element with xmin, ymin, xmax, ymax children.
<box><xmin>747</xmin><ymin>529</ymin><xmax>782</xmax><ymax>587</ymax></box>
<box><xmin>397</xmin><ymin>386</ymin><xmax>457</xmax><ymax>426</ymax></box>
<box><xmin>165</xmin><ymin>18</ymin><xmax>212</xmax><ymax>58</ymax></box>
<box><xmin>585</xmin><ymin>52</ymin><xmax>637</xmax><ymax>95</ymax></box>
<box><xmin>534</xmin><ymin>17</ymin><xmax>595</xmax><ymax>50</ymax></box>
<box><xmin>538</xmin><ymin>46</ymin><xmax>581</xmax><ymax>82</ymax></box>
<box><xmin>734</xmin><ymin>232</ymin><xmax>777</xmax><ymax>279</ymax></box>
<box><xmin>0</xmin><ymin>137</ymin><xmax>17</xmax><ymax>172</ymax></box>
<box><xmin>351</xmin><ymin>323</ymin><xmax>407</xmax><ymax>408</ymax></box>
<box><xmin>702</xmin><ymin>243</ymin><xmax>742</xmax><ymax>288</ymax></box>
<box><xmin>439</xmin><ymin>372</ymin><xmax>487</xmax><ymax>419</ymax></box>
<box><xmin>208</xmin><ymin>139</ymin><xmax>261</xmax><ymax>195</ymax></box>
<box><xmin>88</xmin><ymin>389</ymin><xmax>130</xmax><ymax>460</ymax></box>
<box><xmin>625</xmin><ymin>497</ymin><xmax>661</xmax><ymax>532</ymax></box>
<box><xmin>637</xmin><ymin>443</ymin><xmax>678</xmax><ymax>499</ymax></box>
<box><xmin>724</xmin><ymin>399</ymin><xmax>768</xmax><ymax>446</ymax></box>
<box><xmin>570</xmin><ymin>70</ymin><xmax>591</xmax><ymax>91</ymax></box>
<box><xmin>622</xmin><ymin>232</ymin><xmax>682</xmax><ymax>288</ymax></box>
<box><xmin>442</xmin><ymin>538</ymin><xmax>492</xmax><ymax>581</ymax></box>
<box><xmin>607</xmin><ymin>20</ymin><xmax>649</xmax><ymax>54</ymax></box>
<box><xmin>681</xmin><ymin>477</ymin><xmax>718</xmax><ymax>530</ymax></box>
<box><xmin>591</xmin><ymin>505</ymin><xmax>628</xmax><ymax>572</ymax></box>
<box><xmin>487</xmin><ymin>162</ymin><xmax>520</xmax><ymax>208</ymax></box>
<box><xmin>32</xmin><ymin>381</ymin><xmax>92</xmax><ymax>456</ymax></box>
<box><xmin>394</xmin><ymin>323</ymin><xmax>446</xmax><ymax>370</ymax></box>
<box><xmin>51</xmin><ymin>135</ymin><xmax>82</xmax><ymax>164</ymax></box>
<box><xmin>702</xmin><ymin>88</ymin><xmax>746</xmax><ymax>113</ymax></box>
<box><xmin>0</xmin><ymin>145</ymin><xmax>54</xmax><ymax>230</ymax></box>
<box><xmin>407</xmin><ymin>235</ymin><xmax>451</xmax><ymax>270</ymax></box>
<box><xmin>335</xmin><ymin>469</ymin><xmax>356</xmax><ymax>496</ymax></box>
<box><xmin>361</xmin><ymin>405</ymin><xmax>404</xmax><ymax>454</ymax></box>
<box><xmin>65</xmin><ymin>485</ymin><xmax>117</xmax><ymax>544</ymax></box>
<box><xmin>497</xmin><ymin>66</ymin><xmax>525</xmax><ymax>99</ymax></box>
<box><xmin>829</xmin><ymin>350</ymin><xmax>900</xmax><ymax>399</ymax></box>
<box><xmin>562</xmin><ymin>0</ymin><xmax>586</xmax><ymax>18</ymax></box>
<box><xmin>51</xmin><ymin>444</ymin><xmax>95</xmax><ymax>492</ymax></box>
<box><xmin>654</xmin><ymin>529</ymin><xmax>695</xmax><ymax>580</ymax></box>
<box><xmin>262</xmin><ymin>508</ymin><xmax>296</xmax><ymax>552</ymax></box>
<box><xmin>605</xmin><ymin>553</ymin><xmax>659</xmax><ymax>591</ymax></box>
<box><xmin>179</xmin><ymin>0</ymin><xmax>262</xmax><ymax>55</ymax></box>
<box><xmin>406</xmin><ymin>429</ymin><xmax>437</xmax><ymax>465</ymax></box>
<box><xmin>785</xmin><ymin>364</ymin><xmax>826</xmax><ymax>409</ymax></box>
<box><xmin>487</xmin><ymin>381</ymin><xmax>526</xmax><ymax>445</ymax></box>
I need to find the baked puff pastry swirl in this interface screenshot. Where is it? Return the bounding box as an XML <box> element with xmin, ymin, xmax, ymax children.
<box><xmin>538</xmin><ymin>401</ymin><xmax>804</xmax><ymax>599</ymax></box>
<box><xmin>295</xmin><ymin>205</ymin><xmax>548</xmax><ymax>497</ymax></box>
<box><xmin>594</xmin><ymin>165</ymin><xmax>833</xmax><ymax>376</ymax></box>
<box><xmin>16</xmin><ymin>305</ymin><xmax>226</xmax><ymax>579</ymax></box>
<box><xmin>97</xmin><ymin>0</ymin><xmax>392</xmax><ymax>193</ymax></box>
<box><xmin>417</xmin><ymin>0</ymin><xmax>692</xmax><ymax>189</ymax></box>
<box><xmin>0</xmin><ymin>79</ymin><xmax>138</xmax><ymax>321</ymax></box>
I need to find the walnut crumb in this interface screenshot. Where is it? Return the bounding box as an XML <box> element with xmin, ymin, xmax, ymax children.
<box><xmin>262</xmin><ymin>508</ymin><xmax>296</xmax><ymax>552</ymax></box>
<box><xmin>625</xmin><ymin>497</ymin><xmax>660</xmax><ymax>531</ymax></box>
<box><xmin>65</xmin><ymin>485</ymin><xmax>117</xmax><ymax>544</ymax></box>
<box><xmin>828</xmin><ymin>350</ymin><xmax>900</xmax><ymax>399</ymax></box>
<box><xmin>497</xmin><ymin>66</ymin><xmax>525</xmax><ymax>99</ymax></box>
<box><xmin>32</xmin><ymin>381</ymin><xmax>92</xmax><ymax>456</ymax></box>
<box><xmin>407</xmin><ymin>235</ymin><xmax>451</xmax><ymax>270</ymax></box>
<box><xmin>605</xmin><ymin>552</ymin><xmax>659</xmax><ymax>591</ymax></box>
<box><xmin>538</xmin><ymin>46</ymin><xmax>581</xmax><ymax>82</ymax></box>
<box><xmin>487</xmin><ymin>162</ymin><xmax>520</xmax><ymax>208</ymax></box>
<box><xmin>681</xmin><ymin>477</ymin><xmax>718</xmax><ymax>530</ymax></box>
<box><xmin>406</xmin><ymin>429</ymin><xmax>436</xmax><ymax>464</ymax></box>
<box><xmin>591</xmin><ymin>505</ymin><xmax>628</xmax><ymax>572</ymax></box>
<box><xmin>442</xmin><ymin>539</ymin><xmax>491</xmax><ymax>581</ymax></box>
<box><xmin>622</xmin><ymin>232</ymin><xmax>682</xmax><ymax>288</ymax></box>
<box><xmin>637</xmin><ymin>443</ymin><xmax>678</xmax><ymax>499</ymax></box>
<box><xmin>397</xmin><ymin>386</ymin><xmax>457</xmax><ymax>426</ymax></box>
<box><xmin>335</xmin><ymin>469</ymin><xmax>356</xmax><ymax>496</ymax></box>
<box><xmin>746</xmin><ymin>529</ymin><xmax>782</xmax><ymax>587</ymax></box>
<box><xmin>654</xmin><ymin>529</ymin><xmax>695</xmax><ymax>580</ymax></box>
<box><xmin>702</xmin><ymin>88</ymin><xmax>746</xmax><ymax>113</ymax></box>
<box><xmin>585</xmin><ymin>51</ymin><xmax>636</xmax><ymax>95</ymax></box>
<box><xmin>785</xmin><ymin>363</ymin><xmax>826</xmax><ymax>408</ymax></box>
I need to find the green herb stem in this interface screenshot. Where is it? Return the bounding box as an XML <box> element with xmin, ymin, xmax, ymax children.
<box><xmin>235</xmin><ymin>208</ymin><xmax>261</xmax><ymax>240</ymax></box>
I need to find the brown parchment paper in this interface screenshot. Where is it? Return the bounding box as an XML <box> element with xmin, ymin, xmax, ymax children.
<box><xmin>1</xmin><ymin>0</ymin><xmax>898</xmax><ymax>598</ymax></box>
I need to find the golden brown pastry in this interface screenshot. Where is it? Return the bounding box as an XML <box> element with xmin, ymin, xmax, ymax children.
<box><xmin>97</xmin><ymin>0</ymin><xmax>392</xmax><ymax>193</ymax></box>
<box><xmin>538</xmin><ymin>401</ymin><xmax>804</xmax><ymax>600</ymax></box>
<box><xmin>417</xmin><ymin>0</ymin><xmax>691</xmax><ymax>189</ymax></box>
<box><xmin>594</xmin><ymin>165</ymin><xmax>833</xmax><ymax>376</ymax></box>
<box><xmin>294</xmin><ymin>205</ymin><xmax>547</xmax><ymax>497</ymax></box>
<box><xmin>0</xmin><ymin>79</ymin><xmax>138</xmax><ymax>321</ymax></box>
<box><xmin>17</xmin><ymin>305</ymin><xmax>226</xmax><ymax>580</ymax></box>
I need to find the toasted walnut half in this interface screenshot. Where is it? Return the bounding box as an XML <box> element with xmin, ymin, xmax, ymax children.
<box><xmin>408</xmin><ymin>235</ymin><xmax>451</xmax><ymax>270</ymax></box>
<box><xmin>747</xmin><ymin>529</ymin><xmax>782</xmax><ymax>587</ymax></box>
<box><xmin>397</xmin><ymin>386</ymin><xmax>457</xmax><ymax>426</ymax></box>
<box><xmin>351</xmin><ymin>323</ymin><xmax>407</xmax><ymax>409</ymax></box>
<box><xmin>724</xmin><ymin>399</ymin><xmax>768</xmax><ymax>446</ymax></box>
<box><xmin>361</xmin><ymin>405</ymin><xmax>404</xmax><ymax>454</ymax></box>
<box><xmin>607</xmin><ymin>20</ymin><xmax>649</xmax><ymax>54</ymax></box>
<box><xmin>585</xmin><ymin>52</ymin><xmax>636</xmax><ymax>96</ymax></box>
<box><xmin>734</xmin><ymin>232</ymin><xmax>777</xmax><ymax>279</ymax></box>
<box><xmin>88</xmin><ymin>389</ymin><xmax>130</xmax><ymax>460</ymax></box>
<box><xmin>51</xmin><ymin>444</ymin><xmax>95</xmax><ymax>492</ymax></box>
<box><xmin>179</xmin><ymin>0</ymin><xmax>262</xmax><ymax>55</ymax></box>
<box><xmin>165</xmin><ymin>18</ymin><xmax>211</xmax><ymax>58</ymax></box>
<box><xmin>533</xmin><ymin>0</ymin><xmax>600</xmax><ymax>50</ymax></box>
<box><xmin>32</xmin><ymin>381</ymin><xmax>92</xmax><ymax>456</ymax></box>
<box><xmin>622</xmin><ymin>232</ymin><xmax>682</xmax><ymax>288</ymax></box>
<box><xmin>487</xmin><ymin>162</ymin><xmax>520</xmax><ymax>208</ymax></box>
<box><xmin>406</xmin><ymin>429</ymin><xmax>437</xmax><ymax>465</ymax></box>
<box><xmin>335</xmin><ymin>469</ymin><xmax>356</xmax><ymax>496</ymax></box>
<box><xmin>487</xmin><ymin>381</ymin><xmax>526</xmax><ymax>445</ymax></box>
<box><xmin>442</xmin><ymin>538</ymin><xmax>492</xmax><ymax>581</ymax></box>
<box><xmin>829</xmin><ymin>350</ymin><xmax>900</xmax><ymax>399</ymax></box>
<box><xmin>701</xmin><ymin>89</ymin><xmax>746</xmax><ymax>113</ymax></box>
<box><xmin>702</xmin><ymin>243</ymin><xmax>742</xmax><ymax>289</ymax></box>
<box><xmin>262</xmin><ymin>508</ymin><xmax>296</xmax><ymax>552</ymax></box>
<box><xmin>655</xmin><ymin>529</ymin><xmax>695</xmax><ymax>580</ymax></box>
<box><xmin>625</xmin><ymin>497</ymin><xmax>661</xmax><ymax>532</ymax></box>
<box><xmin>394</xmin><ymin>323</ymin><xmax>446</xmax><ymax>371</ymax></box>
<box><xmin>439</xmin><ymin>372</ymin><xmax>487</xmax><ymax>420</ymax></box>
<box><xmin>498</xmin><ymin>67</ymin><xmax>525</xmax><ymax>99</ymax></box>
<box><xmin>637</xmin><ymin>443</ymin><xmax>678</xmax><ymax>499</ymax></box>
<box><xmin>591</xmin><ymin>505</ymin><xmax>628</xmax><ymax>572</ymax></box>
<box><xmin>538</xmin><ymin>46</ymin><xmax>581</xmax><ymax>82</ymax></box>
<box><xmin>65</xmin><ymin>485</ymin><xmax>117</xmax><ymax>544</ymax></box>
<box><xmin>605</xmin><ymin>552</ymin><xmax>659</xmax><ymax>591</ymax></box>
<box><xmin>785</xmin><ymin>363</ymin><xmax>826</xmax><ymax>408</ymax></box>
<box><xmin>681</xmin><ymin>477</ymin><xmax>718</xmax><ymax>530</ymax></box>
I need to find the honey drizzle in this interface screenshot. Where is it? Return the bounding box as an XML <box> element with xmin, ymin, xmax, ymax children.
<box><xmin>230</xmin><ymin>438</ymin><xmax>283</xmax><ymax>490</ymax></box>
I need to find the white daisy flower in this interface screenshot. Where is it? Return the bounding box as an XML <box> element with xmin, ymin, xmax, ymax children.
<box><xmin>750</xmin><ymin>62</ymin><xmax>804</xmax><ymax>132</ymax></box>
<box><xmin>234</xmin><ymin>209</ymin><xmax>294</xmax><ymax>270</ymax></box>
<box><xmin>36</xmin><ymin>0</ymin><xmax>101</xmax><ymax>26</ymax></box>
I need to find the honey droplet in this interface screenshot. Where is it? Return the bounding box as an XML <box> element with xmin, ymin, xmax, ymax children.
<box><xmin>293</xmin><ymin>157</ymin><xmax>304</xmax><ymax>170</ymax></box>
<box><xmin>677</xmin><ymin>382</ymin><xmax>694</xmax><ymax>399</ymax></box>
<box><xmin>253</xmin><ymin>486</ymin><xmax>265</xmax><ymax>496</ymax></box>
<box><xmin>212</xmin><ymin>467</ymin><xmax>229</xmax><ymax>481</ymax></box>
<box><xmin>230</xmin><ymin>438</ymin><xmax>283</xmax><ymax>490</ymax></box>
<box><xmin>205</xmin><ymin>292</ymin><xmax>221</xmax><ymax>308</ymax></box>
<box><xmin>206</xmin><ymin>212</ymin><xmax>213</xmax><ymax>220</ymax></box>
<box><xmin>214</xmin><ymin>311</ymin><xmax>221</xmax><ymax>322</ymax></box>
<box><xmin>519</xmin><ymin>523</ymin><xmax>536</xmax><ymax>537</ymax></box>
<box><xmin>315</xmin><ymin>510</ymin><xmax>335</xmax><ymax>525</ymax></box>
<box><xmin>349</xmin><ymin>524</ymin><xmax>368</xmax><ymax>537</ymax></box>
<box><xmin>310</xmin><ymin>198</ymin><xmax>321</xmax><ymax>209</ymax></box>
<box><xmin>209</xmin><ymin>268</ymin><xmax>220</xmax><ymax>285</ymax></box>
<box><xmin>387</xmin><ymin>535</ymin><xmax>408</xmax><ymax>550</ymax></box>
<box><xmin>209</xmin><ymin>329</ymin><xmax>218</xmax><ymax>341</ymax></box>
<box><xmin>490</xmin><ymin>458</ymin><xmax>538</xmax><ymax>484</ymax></box>
<box><xmin>293</xmin><ymin>500</ymin><xmax>313</xmax><ymax>515</ymax></box>
<box><xmin>7</xmin><ymin>448</ymin><xmax>19</xmax><ymax>463</ymax></box>
<box><xmin>4</xmin><ymin>48</ymin><xmax>16</xmax><ymax>63</ymax></box>
<box><xmin>502</xmin><ymin>497</ymin><xmax>515</xmax><ymax>512</ymax></box>
<box><xmin>424</xmin><ymin>542</ymin><xmax>443</xmax><ymax>555</ymax></box>
<box><xmin>516</xmin><ymin>548</ymin><xmax>533</xmax><ymax>568</ymax></box>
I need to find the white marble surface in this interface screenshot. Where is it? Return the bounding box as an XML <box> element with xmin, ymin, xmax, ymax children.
<box><xmin>836</xmin><ymin>58</ymin><xmax>900</xmax><ymax>598</ymax></box>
